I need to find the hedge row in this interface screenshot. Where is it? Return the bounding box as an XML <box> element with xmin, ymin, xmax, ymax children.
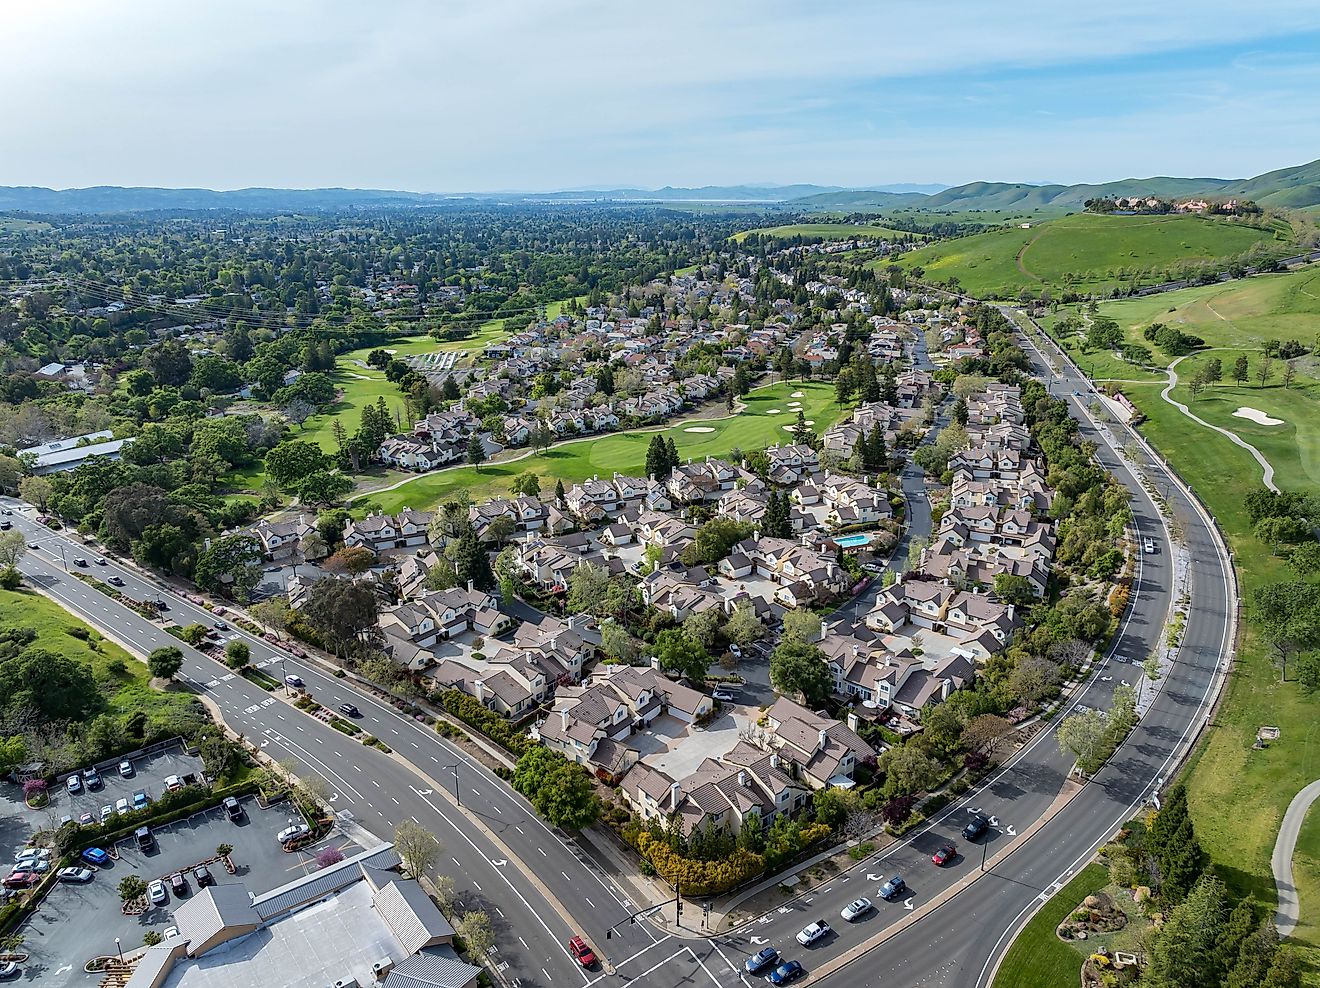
<box><xmin>436</xmin><ymin>689</ymin><xmax>532</xmax><ymax>757</ymax></box>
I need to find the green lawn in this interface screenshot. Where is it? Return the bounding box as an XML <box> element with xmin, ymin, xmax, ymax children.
<box><xmin>1292</xmin><ymin>803</ymin><xmax>1320</xmax><ymax>953</ymax></box>
<box><xmin>991</xmin><ymin>863</ymin><xmax>1107</xmax><ymax>988</ymax></box>
<box><xmin>893</xmin><ymin>213</ymin><xmax>1287</xmax><ymax>298</ymax></box>
<box><xmin>731</xmin><ymin>223</ymin><xmax>926</xmax><ymax>243</ymax></box>
<box><xmin>2</xmin><ymin>585</ymin><xmax>200</xmax><ymax>739</ymax></box>
<box><xmin>1067</xmin><ymin>267</ymin><xmax>1320</xmax><ymax>976</ymax></box>
<box><xmin>1029</xmin><ymin>311</ymin><xmax>1165</xmax><ymax>384</ymax></box>
<box><xmin>356</xmin><ymin>380</ymin><xmax>848</xmax><ymax>514</ymax></box>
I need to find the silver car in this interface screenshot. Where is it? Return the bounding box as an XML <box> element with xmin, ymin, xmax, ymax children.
<box><xmin>841</xmin><ymin>897</ymin><xmax>873</xmax><ymax>922</ymax></box>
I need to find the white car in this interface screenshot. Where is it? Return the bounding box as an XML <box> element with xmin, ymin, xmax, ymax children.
<box><xmin>100</xmin><ymin>804</ymin><xmax>114</xmax><ymax>823</ymax></box>
<box><xmin>66</xmin><ymin>775</ymin><xmax>82</xmax><ymax>794</ymax></box>
<box><xmin>0</xmin><ymin>961</ymin><xmax>17</xmax><ymax>978</ymax></box>
<box><xmin>115</xmin><ymin>796</ymin><xmax>130</xmax><ymax>814</ymax></box>
<box><xmin>163</xmin><ymin>926</ymin><xmax>179</xmax><ymax>939</ymax></box>
<box><xmin>14</xmin><ymin>848</ymin><xmax>50</xmax><ymax>865</ymax></box>
<box><xmin>728</xmin><ymin>644</ymin><xmax>742</xmax><ymax>659</ymax></box>
<box><xmin>712</xmin><ymin>689</ymin><xmax>736</xmax><ymax>703</ymax></box>
<box><xmin>277</xmin><ymin>822</ymin><xmax>311</xmax><ymax>844</ymax></box>
<box><xmin>13</xmin><ymin>858</ymin><xmax>49</xmax><ymax>874</ymax></box>
<box><xmin>148</xmin><ymin>879</ymin><xmax>167</xmax><ymax>905</ymax></box>
<box><xmin>57</xmin><ymin>867</ymin><xmax>94</xmax><ymax>883</ymax></box>
<box><xmin>1143</xmin><ymin>538</ymin><xmax>1156</xmax><ymax>554</ymax></box>
<box><xmin>841</xmin><ymin>897</ymin><xmax>873</xmax><ymax>922</ymax></box>
<box><xmin>796</xmin><ymin>919</ymin><xmax>831</xmax><ymax>946</ymax></box>
<box><xmin>163</xmin><ymin>774</ymin><xmax>184</xmax><ymax>792</ymax></box>
<box><xmin>118</xmin><ymin>760</ymin><xmax>134</xmax><ymax>778</ymax></box>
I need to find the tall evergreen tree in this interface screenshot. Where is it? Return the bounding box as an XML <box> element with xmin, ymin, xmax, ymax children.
<box><xmin>867</xmin><ymin>422</ymin><xmax>888</xmax><ymax>473</ymax></box>
<box><xmin>666</xmin><ymin>437</ymin><xmax>680</xmax><ymax>471</ymax></box>
<box><xmin>453</xmin><ymin>523</ymin><xmax>495</xmax><ymax>591</ymax></box>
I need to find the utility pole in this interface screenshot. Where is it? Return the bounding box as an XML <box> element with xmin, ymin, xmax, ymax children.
<box><xmin>443</xmin><ymin>763</ymin><xmax>460</xmax><ymax>806</ymax></box>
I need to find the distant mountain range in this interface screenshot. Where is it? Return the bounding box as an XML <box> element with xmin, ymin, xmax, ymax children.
<box><xmin>0</xmin><ymin>160</ymin><xmax>1316</xmax><ymax>214</ymax></box>
<box><xmin>790</xmin><ymin>159</ymin><xmax>1320</xmax><ymax>212</ymax></box>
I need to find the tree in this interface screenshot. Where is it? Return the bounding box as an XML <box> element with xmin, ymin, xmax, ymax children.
<box><xmin>1232</xmin><ymin>354</ymin><xmax>1250</xmax><ymax>386</ymax></box>
<box><xmin>879</xmin><ymin>745</ymin><xmax>942</xmax><ymax>798</ymax></box>
<box><xmin>567</xmin><ymin>561</ymin><xmax>609</xmax><ymax>615</ymax></box>
<box><xmin>316</xmin><ymin>846</ymin><xmax>345</xmax><ymax>868</ymax></box>
<box><xmin>770</xmin><ymin>639</ymin><xmax>833</xmax><ymax>706</ymax></box>
<box><xmin>1144</xmin><ymin>873</ymin><xmax>1226</xmax><ymax>988</ymax></box>
<box><xmin>961</xmin><ymin>714</ymin><xmax>1014</xmax><ymax>758</ymax></box>
<box><xmin>249</xmin><ymin>597</ymin><xmax>292</xmax><ymax>635</ymax></box>
<box><xmin>147</xmin><ymin>646</ymin><xmax>184</xmax><ymax>681</ymax></box>
<box><xmin>118</xmin><ymin>875</ymin><xmax>148</xmax><ymax>904</ymax></box>
<box><xmin>600</xmin><ymin>622</ymin><xmax>640</xmax><ymax>663</ymax></box>
<box><xmin>457</xmin><ymin>910</ymin><xmax>496</xmax><ymax>958</ymax></box>
<box><xmin>681</xmin><ymin>517</ymin><xmax>753</xmax><ymax>566</ymax></box>
<box><xmin>283</xmin><ymin>399</ymin><xmax>316</xmax><ymax>428</ymax></box>
<box><xmin>431</xmin><ymin>874</ymin><xmax>458</xmax><ymax>918</ymax></box>
<box><xmin>782</xmin><ymin>609</ymin><xmax>822</xmax><ymax>645</ymax></box>
<box><xmin>1056</xmin><ymin>708</ymin><xmax>1108</xmax><ymax>774</ymax></box>
<box><xmin>1009</xmin><ymin>655</ymin><xmax>1062</xmax><ymax>705</ymax></box>
<box><xmin>324</xmin><ymin>546</ymin><xmax>378</xmax><ymax>575</ymax></box>
<box><xmin>792</xmin><ymin>410</ymin><xmax>814</xmax><ymax>446</ymax></box>
<box><xmin>194</xmin><ymin>533</ymin><xmax>265</xmax><ymax>602</ymax></box>
<box><xmin>1288</xmin><ymin>541</ymin><xmax>1320</xmax><ymax>578</ymax></box>
<box><xmin>465</xmin><ymin>435</ymin><xmax>487</xmax><ymax>471</ymax></box>
<box><xmin>509</xmin><ymin>471</ymin><xmax>541</xmax><ymax>497</ymax></box>
<box><xmin>393</xmin><ymin>819</ymin><xmax>440</xmax><ymax>878</ymax></box>
<box><xmin>992</xmin><ymin>573</ymin><xmax>1036</xmax><ymax>608</ymax></box>
<box><xmin>1283</xmin><ymin>359</ymin><xmax>1297</xmax><ymax>389</ymax></box>
<box><xmin>919</xmin><ymin>701</ymin><xmax>967</xmax><ymax>758</ymax></box>
<box><xmin>1257</xmin><ymin>355</ymin><xmax>1274</xmax><ymax>388</ymax></box>
<box><xmin>685</xmin><ymin>607</ymin><xmax>722</xmax><ymax>651</ymax></box>
<box><xmin>651</xmin><ymin>628</ymin><xmax>711</xmax><ymax>682</ymax></box>
<box><xmin>265</xmin><ymin>440</ymin><xmax>327</xmax><ymax>490</ymax></box>
<box><xmin>1251</xmin><ymin>582</ymin><xmax>1320</xmax><ymax>681</ymax></box>
<box><xmin>18</xmin><ymin>475</ymin><xmax>52</xmax><ymax>512</ymax></box>
<box><xmin>224</xmin><ymin>640</ymin><xmax>251</xmax><ymax>669</ymax></box>
<box><xmin>1203</xmin><ymin>357</ymin><xmax>1223</xmax><ymax>385</ymax></box>
<box><xmin>512</xmin><ymin>746</ymin><xmax>602</xmax><ymax>829</ymax></box>
<box><xmin>453</xmin><ymin>523</ymin><xmax>495</xmax><ymax>591</ymax></box>
<box><xmin>724</xmin><ymin>602</ymin><xmax>766</xmax><ymax>646</ymax></box>
<box><xmin>294</xmin><ymin>471</ymin><xmax>354</xmax><ymax>507</ymax></box>
<box><xmin>302</xmin><ymin>577</ymin><xmax>380</xmax><ymax>658</ymax></box>
<box><xmin>0</xmin><ymin>531</ymin><xmax>28</xmax><ymax>570</ymax></box>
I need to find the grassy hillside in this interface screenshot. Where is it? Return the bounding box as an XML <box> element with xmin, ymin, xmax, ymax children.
<box><xmin>731</xmin><ymin>223</ymin><xmax>925</xmax><ymax>243</ymax></box>
<box><xmin>1035</xmin><ymin>267</ymin><xmax>1320</xmax><ymax>976</ymax></box>
<box><xmin>891</xmin><ymin>212</ymin><xmax>1286</xmax><ymax>298</ymax></box>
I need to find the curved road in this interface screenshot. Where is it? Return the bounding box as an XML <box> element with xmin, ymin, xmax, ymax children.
<box><xmin>1272</xmin><ymin>778</ymin><xmax>1320</xmax><ymax>938</ymax></box>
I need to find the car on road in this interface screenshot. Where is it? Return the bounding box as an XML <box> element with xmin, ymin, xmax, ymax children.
<box><xmin>744</xmin><ymin>947</ymin><xmax>780</xmax><ymax>974</ymax></box>
<box><xmin>285</xmin><ymin>674</ymin><xmax>305</xmax><ymax>689</ymax></box>
<box><xmin>932</xmin><ymin>843</ymin><xmax>957</xmax><ymax>867</ymax></box>
<box><xmin>193</xmin><ymin>865</ymin><xmax>214</xmax><ymax>887</ymax></box>
<box><xmin>711</xmin><ymin>689</ymin><xmax>736</xmax><ymax>703</ymax></box>
<box><xmin>81</xmin><ymin>847</ymin><xmax>110</xmax><ymax>866</ymax></box>
<box><xmin>795</xmin><ymin>920</ymin><xmax>831</xmax><ymax>946</ymax></box>
<box><xmin>277</xmin><ymin>823</ymin><xmax>311</xmax><ymax>845</ymax></box>
<box><xmin>133</xmin><ymin>790</ymin><xmax>150</xmax><ymax>811</ymax></box>
<box><xmin>148</xmin><ymin>879</ymin><xmax>167</xmax><ymax>905</ymax></box>
<box><xmin>73</xmin><ymin>557</ymin><xmax>88</xmax><ymax>567</ymax></box>
<box><xmin>1144</xmin><ymin>538</ymin><xmax>1156</xmax><ymax>554</ymax></box>
<box><xmin>107</xmin><ymin>575</ymin><xmax>124</xmax><ymax>586</ymax></box>
<box><xmin>963</xmin><ymin>813</ymin><xmax>991</xmax><ymax>840</ymax></box>
<box><xmin>878</xmin><ymin>875</ymin><xmax>907</xmax><ymax>901</ymax></box>
<box><xmin>153</xmin><ymin>599</ymin><xmax>169</xmax><ymax>610</ymax></box>
<box><xmin>57</xmin><ymin>867</ymin><xmax>94</xmax><ymax>883</ymax></box>
<box><xmin>25</xmin><ymin>542</ymin><xmax>38</xmax><ymax>550</ymax></box>
<box><xmin>170</xmin><ymin>872</ymin><xmax>188</xmax><ymax>896</ymax></box>
<box><xmin>84</xmin><ymin>766</ymin><xmax>102</xmax><ymax>789</ymax></box>
<box><xmin>66</xmin><ymin>774</ymin><xmax>82</xmax><ymax>794</ymax></box>
<box><xmin>1072</xmin><ymin>390</ymin><xmax>1081</xmax><ymax>397</ymax></box>
<box><xmin>568</xmin><ymin>936</ymin><xmax>596</xmax><ymax>968</ymax></box>
<box><xmin>118</xmin><ymin>759</ymin><xmax>134</xmax><ymax>778</ymax></box>
<box><xmin>94</xmin><ymin>556</ymin><xmax>106</xmax><ymax>565</ymax></box>
<box><xmin>338</xmin><ymin>703</ymin><xmax>361</xmax><ymax>717</ymax></box>
<box><xmin>841</xmin><ymin>897</ymin><xmax>873</xmax><ymax>922</ymax></box>
<box><xmin>212</xmin><ymin>620</ymin><xmax>227</xmax><ymax>630</ymax></box>
<box><xmin>768</xmin><ymin>960</ymin><xmax>805</xmax><ymax>985</ymax></box>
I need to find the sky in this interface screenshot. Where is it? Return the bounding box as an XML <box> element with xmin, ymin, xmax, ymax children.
<box><xmin>3</xmin><ymin>0</ymin><xmax>1320</xmax><ymax>193</ymax></box>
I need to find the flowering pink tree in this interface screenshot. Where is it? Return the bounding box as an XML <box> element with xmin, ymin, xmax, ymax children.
<box><xmin>316</xmin><ymin>847</ymin><xmax>344</xmax><ymax>868</ymax></box>
<box><xmin>22</xmin><ymin>779</ymin><xmax>47</xmax><ymax>806</ymax></box>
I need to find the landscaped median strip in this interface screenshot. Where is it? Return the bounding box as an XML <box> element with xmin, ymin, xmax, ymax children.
<box><xmin>797</xmin><ymin>779</ymin><xmax>1086</xmax><ymax>987</ymax></box>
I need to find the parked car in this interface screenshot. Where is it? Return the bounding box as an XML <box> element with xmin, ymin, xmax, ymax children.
<box><xmin>744</xmin><ymin>947</ymin><xmax>780</xmax><ymax>974</ymax></box>
<box><xmin>107</xmin><ymin>575</ymin><xmax>124</xmax><ymax>586</ymax></box>
<box><xmin>338</xmin><ymin>703</ymin><xmax>360</xmax><ymax>718</ymax></box>
<box><xmin>223</xmin><ymin>796</ymin><xmax>243</xmax><ymax>821</ymax></box>
<box><xmin>193</xmin><ymin>865</ymin><xmax>213</xmax><ymax>887</ymax></box>
<box><xmin>841</xmin><ymin>897</ymin><xmax>873</xmax><ymax>922</ymax></box>
<box><xmin>148</xmin><ymin>879</ymin><xmax>167</xmax><ymax>905</ymax></box>
<box><xmin>163</xmin><ymin>926</ymin><xmax>179</xmax><ymax>939</ymax></box>
<box><xmin>963</xmin><ymin>813</ymin><xmax>991</xmax><ymax>841</ymax></box>
<box><xmin>13</xmin><ymin>859</ymin><xmax>49</xmax><ymax>874</ymax></box>
<box><xmin>277</xmin><ymin>823</ymin><xmax>311</xmax><ymax>845</ymax></box>
<box><xmin>795</xmin><ymin>920</ymin><xmax>831</xmax><ymax>946</ymax></box>
<box><xmin>81</xmin><ymin>847</ymin><xmax>109</xmax><ymax>866</ymax></box>
<box><xmin>728</xmin><ymin>644</ymin><xmax>741</xmax><ymax>658</ymax></box>
<box><xmin>59</xmin><ymin>814</ymin><xmax>72</xmax><ymax>827</ymax></box>
<box><xmin>1</xmin><ymin>871</ymin><xmax>39</xmax><ymax>890</ymax></box>
<box><xmin>568</xmin><ymin>936</ymin><xmax>596</xmax><ymax>968</ymax></box>
<box><xmin>135</xmin><ymin>826</ymin><xmax>154</xmax><ymax>851</ymax></box>
<box><xmin>13</xmin><ymin>848</ymin><xmax>49</xmax><ymax>866</ymax></box>
<box><xmin>0</xmin><ymin>961</ymin><xmax>17</xmax><ymax>979</ymax></box>
<box><xmin>284</xmin><ymin>674</ymin><xmax>305</xmax><ymax>689</ymax></box>
<box><xmin>78</xmin><ymin>811</ymin><xmax>95</xmax><ymax>826</ymax></box>
<box><xmin>932</xmin><ymin>843</ymin><xmax>957</xmax><ymax>867</ymax></box>
<box><xmin>163</xmin><ymin>775</ymin><xmax>184</xmax><ymax>792</ymax></box>
<box><xmin>133</xmin><ymin>790</ymin><xmax>150</xmax><ymax>811</ymax></box>
<box><xmin>83</xmin><ymin>766</ymin><xmax>101</xmax><ymax>789</ymax></box>
<box><xmin>169</xmin><ymin>872</ymin><xmax>188</xmax><ymax>896</ymax></box>
<box><xmin>57</xmin><ymin>867</ymin><xmax>94</xmax><ymax>883</ymax></box>
<box><xmin>66</xmin><ymin>775</ymin><xmax>82</xmax><ymax>795</ymax></box>
<box><xmin>118</xmin><ymin>760</ymin><xmax>134</xmax><ymax>778</ymax></box>
<box><xmin>769</xmin><ymin>960</ymin><xmax>805</xmax><ymax>985</ymax></box>
<box><xmin>879</xmin><ymin>875</ymin><xmax>907</xmax><ymax>901</ymax></box>
<box><xmin>115</xmin><ymin>797</ymin><xmax>130</xmax><ymax>815</ymax></box>
<box><xmin>99</xmin><ymin>804</ymin><xmax>114</xmax><ymax>824</ymax></box>
<box><xmin>711</xmin><ymin>689</ymin><xmax>736</xmax><ymax>703</ymax></box>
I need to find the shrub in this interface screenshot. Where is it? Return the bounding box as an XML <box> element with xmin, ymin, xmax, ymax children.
<box><xmin>437</xmin><ymin>689</ymin><xmax>531</xmax><ymax>756</ymax></box>
<box><xmin>636</xmin><ymin>833</ymin><xmax>764</xmax><ymax>895</ymax></box>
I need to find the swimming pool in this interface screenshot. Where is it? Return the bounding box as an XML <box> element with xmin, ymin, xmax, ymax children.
<box><xmin>833</xmin><ymin>533</ymin><xmax>872</xmax><ymax>548</ymax></box>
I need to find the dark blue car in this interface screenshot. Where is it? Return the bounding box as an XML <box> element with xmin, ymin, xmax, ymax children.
<box><xmin>745</xmin><ymin>947</ymin><xmax>779</xmax><ymax>974</ymax></box>
<box><xmin>769</xmin><ymin>960</ymin><xmax>804</xmax><ymax>985</ymax></box>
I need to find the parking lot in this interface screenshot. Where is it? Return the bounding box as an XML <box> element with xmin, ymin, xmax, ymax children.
<box><xmin>13</xmin><ymin>795</ymin><xmax>363</xmax><ymax>987</ymax></box>
<box><xmin>2</xmin><ymin>744</ymin><xmax>203</xmax><ymax>864</ymax></box>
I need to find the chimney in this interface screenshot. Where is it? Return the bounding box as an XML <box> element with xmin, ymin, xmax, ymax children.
<box><xmin>846</xmin><ymin>713</ymin><xmax>859</xmax><ymax>732</ymax></box>
<box><xmin>738</xmin><ymin>771</ymin><xmax>750</xmax><ymax>788</ymax></box>
<box><xmin>817</xmin><ymin>728</ymin><xmax>828</xmax><ymax>752</ymax></box>
<box><xmin>560</xmin><ymin>709</ymin><xmax>569</xmax><ymax>731</ymax></box>
<box><xmin>769</xmin><ymin>754</ymin><xmax>780</xmax><ymax>770</ymax></box>
<box><xmin>467</xmin><ymin>579</ymin><xmax>474</xmax><ymax>593</ymax></box>
<box><xmin>670</xmin><ymin>781</ymin><xmax>682</xmax><ymax>812</ymax></box>
<box><xmin>474</xmin><ymin>679</ymin><xmax>486</xmax><ymax>702</ymax></box>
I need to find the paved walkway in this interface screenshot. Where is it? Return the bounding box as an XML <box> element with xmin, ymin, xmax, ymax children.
<box><xmin>1161</xmin><ymin>351</ymin><xmax>1278</xmax><ymax>491</ymax></box>
<box><xmin>1273</xmin><ymin>778</ymin><xmax>1320</xmax><ymax>938</ymax></box>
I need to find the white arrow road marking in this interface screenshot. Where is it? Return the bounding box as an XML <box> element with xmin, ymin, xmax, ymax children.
<box><xmin>989</xmin><ymin>816</ymin><xmax>999</xmax><ymax>827</ymax></box>
<box><xmin>777</xmin><ymin>907</ymin><xmax>792</xmax><ymax>915</ymax></box>
<box><xmin>904</xmin><ymin>899</ymin><xmax>914</xmax><ymax>911</ymax></box>
<box><xmin>55</xmin><ymin>966</ymin><xmax>72</xmax><ymax>975</ymax></box>
<box><xmin>750</xmin><ymin>936</ymin><xmax>769</xmax><ymax>945</ymax></box>
<box><xmin>417</xmin><ymin>789</ymin><xmax>434</xmax><ymax>796</ymax></box>
<box><xmin>490</xmin><ymin>858</ymin><xmax>508</xmax><ymax>867</ymax></box>
<box><xmin>1006</xmin><ymin>825</ymin><xmax>1017</xmax><ymax>836</ymax></box>
<box><xmin>866</xmin><ymin>873</ymin><xmax>884</xmax><ymax>881</ymax></box>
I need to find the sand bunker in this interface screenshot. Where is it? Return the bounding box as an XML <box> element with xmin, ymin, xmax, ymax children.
<box><xmin>1233</xmin><ymin>406</ymin><xmax>1284</xmax><ymax>426</ymax></box>
<box><xmin>791</xmin><ymin>391</ymin><xmax>805</xmax><ymax>397</ymax></box>
<box><xmin>766</xmin><ymin>408</ymin><xmax>781</xmax><ymax>414</ymax></box>
<box><xmin>782</xmin><ymin>421</ymin><xmax>816</xmax><ymax>432</ymax></box>
<box><xmin>787</xmin><ymin>401</ymin><xmax>802</xmax><ymax>408</ymax></box>
<box><xmin>683</xmin><ymin>426</ymin><xmax>716</xmax><ymax>433</ymax></box>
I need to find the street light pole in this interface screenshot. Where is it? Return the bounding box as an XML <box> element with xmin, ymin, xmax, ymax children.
<box><xmin>981</xmin><ymin>838</ymin><xmax>989</xmax><ymax>872</ymax></box>
<box><xmin>443</xmin><ymin>764</ymin><xmax>460</xmax><ymax>806</ymax></box>
<box><xmin>115</xmin><ymin>937</ymin><xmax>123</xmax><ymax>964</ymax></box>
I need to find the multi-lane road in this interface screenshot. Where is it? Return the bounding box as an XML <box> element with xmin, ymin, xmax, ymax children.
<box><xmin>5</xmin><ymin>308</ymin><xmax>1235</xmax><ymax>986</ymax></box>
